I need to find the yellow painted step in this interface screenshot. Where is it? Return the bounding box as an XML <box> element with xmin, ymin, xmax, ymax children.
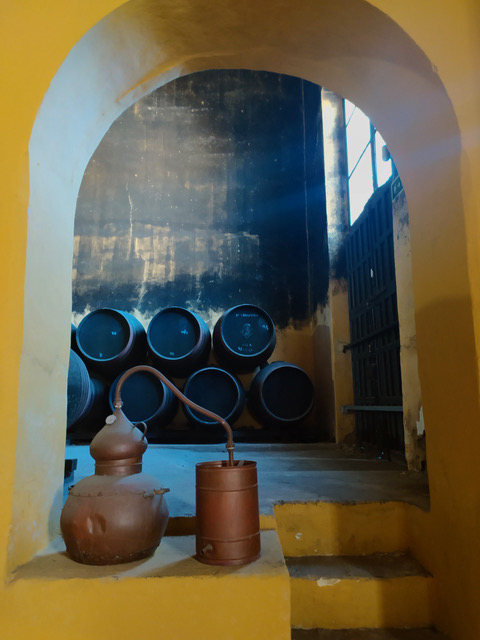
<box><xmin>287</xmin><ymin>551</ymin><xmax>433</xmax><ymax>630</ymax></box>
<box><xmin>274</xmin><ymin>501</ymin><xmax>410</xmax><ymax>557</ymax></box>
<box><xmin>291</xmin><ymin>628</ymin><xmax>450</xmax><ymax>639</ymax></box>
<box><xmin>9</xmin><ymin>531</ymin><xmax>291</xmax><ymax>640</ymax></box>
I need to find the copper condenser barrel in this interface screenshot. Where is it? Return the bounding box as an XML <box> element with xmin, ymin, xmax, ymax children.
<box><xmin>195</xmin><ymin>460</ymin><xmax>261</xmax><ymax>566</ymax></box>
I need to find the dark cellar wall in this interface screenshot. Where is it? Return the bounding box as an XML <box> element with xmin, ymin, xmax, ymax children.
<box><xmin>73</xmin><ymin>70</ymin><xmax>328</xmax><ymax>329</ymax></box>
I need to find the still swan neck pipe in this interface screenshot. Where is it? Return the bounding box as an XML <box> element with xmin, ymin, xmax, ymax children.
<box><xmin>114</xmin><ymin>364</ymin><xmax>235</xmax><ymax>465</ymax></box>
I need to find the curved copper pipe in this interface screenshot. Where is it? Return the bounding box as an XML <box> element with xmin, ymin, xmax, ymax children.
<box><xmin>114</xmin><ymin>364</ymin><xmax>235</xmax><ymax>466</ymax></box>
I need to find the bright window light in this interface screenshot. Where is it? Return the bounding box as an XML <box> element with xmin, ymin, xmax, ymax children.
<box><xmin>349</xmin><ymin>151</ymin><xmax>374</xmax><ymax>223</ymax></box>
<box><xmin>344</xmin><ymin>99</ymin><xmax>393</xmax><ymax>224</ymax></box>
<box><xmin>346</xmin><ymin>107</ymin><xmax>370</xmax><ymax>170</ymax></box>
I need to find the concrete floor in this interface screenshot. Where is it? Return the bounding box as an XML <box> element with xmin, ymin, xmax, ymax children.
<box><xmin>64</xmin><ymin>442</ymin><xmax>430</xmax><ymax>516</ymax></box>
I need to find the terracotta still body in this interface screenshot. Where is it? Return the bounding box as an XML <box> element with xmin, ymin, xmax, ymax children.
<box><xmin>61</xmin><ymin>401</ymin><xmax>169</xmax><ymax>565</ymax></box>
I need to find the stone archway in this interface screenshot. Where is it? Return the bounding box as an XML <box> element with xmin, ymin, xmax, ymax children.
<box><xmin>12</xmin><ymin>0</ymin><xmax>464</xmax><ymax>572</ymax></box>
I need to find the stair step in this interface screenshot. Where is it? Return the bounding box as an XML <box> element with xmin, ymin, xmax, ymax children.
<box><xmin>291</xmin><ymin>628</ymin><xmax>450</xmax><ymax>639</ymax></box>
<box><xmin>286</xmin><ymin>552</ymin><xmax>433</xmax><ymax>630</ymax></box>
<box><xmin>286</xmin><ymin>551</ymin><xmax>430</xmax><ymax>580</ymax></box>
<box><xmin>274</xmin><ymin>501</ymin><xmax>411</xmax><ymax>557</ymax></box>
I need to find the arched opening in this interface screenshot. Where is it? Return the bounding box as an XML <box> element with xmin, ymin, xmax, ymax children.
<box><xmin>13</xmin><ymin>0</ymin><xmax>467</xmax><ymax>582</ymax></box>
<box><xmin>70</xmin><ymin>69</ymin><xmax>328</xmax><ymax>445</ymax></box>
<box><xmin>69</xmin><ymin>69</ymin><xmax>422</xmax><ymax>471</ymax></box>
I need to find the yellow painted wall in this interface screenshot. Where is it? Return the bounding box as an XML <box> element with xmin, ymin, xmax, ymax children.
<box><xmin>0</xmin><ymin>1</ymin><xmax>479</xmax><ymax>638</ymax></box>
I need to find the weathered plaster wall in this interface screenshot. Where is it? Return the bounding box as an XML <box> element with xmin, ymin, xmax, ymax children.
<box><xmin>392</xmin><ymin>181</ymin><xmax>425</xmax><ymax>471</ymax></box>
<box><xmin>1</xmin><ymin>1</ymin><xmax>480</xmax><ymax>639</ymax></box>
<box><xmin>72</xmin><ymin>69</ymin><xmax>328</xmax><ymax>437</ymax></box>
<box><xmin>320</xmin><ymin>89</ymin><xmax>355</xmax><ymax>443</ymax></box>
<box><xmin>73</xmin><ymin>69</ymin><xmax>328</xmax><ymax>328</ymax></box>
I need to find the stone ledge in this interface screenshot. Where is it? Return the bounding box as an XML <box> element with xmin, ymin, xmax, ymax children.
<box><xmin>5</xmin><ymin>531</ymin><xmax>291</xmax><ymax>640</ymax></box>
<box><xmin>11</xmin><ymin>530</ymin><xmax>286</xmax><ymax>581</ymax></box>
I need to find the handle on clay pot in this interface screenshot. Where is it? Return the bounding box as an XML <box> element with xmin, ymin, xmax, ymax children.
<box><xmin>134</xmin><ymin>421</ymin><xmax>147</xmax><ymax>440</ymax></box>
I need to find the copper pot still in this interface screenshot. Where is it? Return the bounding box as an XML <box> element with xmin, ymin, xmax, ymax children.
<box><xmin>61</xmin><ymin>364</ymin><xmax>260</xmax><ymax>566</ymax></box>
<box><xmin>60</xmin><ymin>367</ymin><xmax>170</xmax><ymax>565</ymax></box>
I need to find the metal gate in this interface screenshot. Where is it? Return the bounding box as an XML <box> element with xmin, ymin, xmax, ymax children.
<box><xmin>344</xmin><ymin>179</ymin><xmax>404</xmax><ymax>456</ymax></box>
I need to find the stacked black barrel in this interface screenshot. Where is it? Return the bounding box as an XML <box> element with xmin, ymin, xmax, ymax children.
<box><xmin>67</xmin><ymin>304</ymin><xmax>315</xmax><ymax>443</ymax></box>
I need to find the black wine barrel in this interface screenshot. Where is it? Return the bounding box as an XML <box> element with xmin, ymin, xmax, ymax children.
<box><xmin>109</xmin><ymin>367</ymin><xmax>178</xmax><ymax>440</ymax></box>
<box><xmin>147</xmin><ymin>307</ymin><xmax>211</xmax><ymax>378</ymax></box>
<box><xmin>213</xmin><ymin>304</ymin><xmax>276</xmax><ymax>373</ymax></box>
<box><xmin>67</xmin><ymin>350</ymin><xmax>110</xmax><ymax>441</ymax></box>
<box><xmin>182</xmin><ymin>367</ymin><xmax>245</xmax><ymax>431</ymax></box>
<box><xmin>71</xmin><ymin>323</ymin><xmax>78</xmax><ymax>351</ymax></box>
<box><xmin>248</xmin><ymin>361</ymin><xmax>315</xmax><ymax>427</ymax></box>
<box><xmin>67</xmin><ymin>349</ymin><xmax>91</xmax><ymax>429</ymax></box>
<box><xmin>75</xmin><ymin>308</ymin><xmax>147</xmax><ymax>377</ymax></box>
